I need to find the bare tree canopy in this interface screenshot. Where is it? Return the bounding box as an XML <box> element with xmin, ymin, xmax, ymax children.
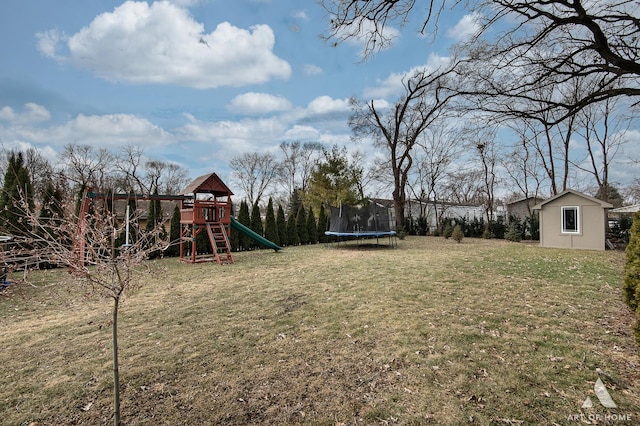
<box><xmin>115</xmin><ymin>145</ymin><xmax>189</xmax><ymax>195</ymax></box>
<box><xmin>323</xmin><ymin>0</ymin><xmax>640</xmax><ymax>116</ymax></box>
<box><xmin>350</xmin><ymin>65</ymin><xmax>458</xmax><ymax>227</ymax></box>
<box><xmin>230</xmin><ymin>152</ymin><xmax>281</xmax><ymax>206</ymax></box>
<box><xmin>278</xmin><ymin>141</ymin><xmax>322</xmax><ymax>197</ymax></box>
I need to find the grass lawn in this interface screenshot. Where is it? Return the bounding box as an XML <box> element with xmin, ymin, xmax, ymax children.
<box><xmin>0</xmin><ymin>236</ymin><xmax>638</xmax><ymax>425</ymax></box>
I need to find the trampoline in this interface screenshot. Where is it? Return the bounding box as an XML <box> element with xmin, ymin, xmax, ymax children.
<box><xmin>325</xmin><ymin>203</ymin><xmax>397</xmax><ymax>247</ymax></box>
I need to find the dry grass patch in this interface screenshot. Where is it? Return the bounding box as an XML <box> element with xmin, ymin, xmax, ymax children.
<box><xmin>1</xmin><ymin>237</ymin><xmax>638</xmax><ymax>425</ymax></box>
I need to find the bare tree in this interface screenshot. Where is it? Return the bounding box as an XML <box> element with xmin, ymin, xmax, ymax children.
<box><xmin>573</xmin><ymin>93</ymin><xmax>629</xmax><ymax>195</ymax></box>
<box><xmin>229</xmin><ymin>152</ymin><xmax>281</xmax><ymax>206</ymax></box>
<box><xmin>408</xmin><ymin>124</ymin><xmax>466</xmax><ymax>226</ymax></box>
<box><xmin>115</xmin><ymin>146</ymin><xmax>189</xmax><ymax>195</ymax></box>
<box><xmin>160</xmin><ymin>162</ymin><xmax>190</xmax><ymax>195</ymax></box>
<box><xmin>442</xmin><ymin>169</ymin><xmax>485</xmax><ymax>205</ymax></box>
<box><xmin>324</xmin><ymin>0</ymin><xmax>640</xmax><ymax>116</ymax></box>
<box><xmin>115</xmin><ymin>144</ymin><xmax>147</xmax><ymax>193</ymax></box>
<box><xmin>502</xmin><ymin>122</ymin><xmax>546</xmax><ymax>207</ymax></box>
<box><xmin>3</xmin><ymin>189</ymin><xmax>169</xmax><ymax>426</ymax></box>
<box><xmin>350</xmin><ymin>66</ymin><xmax>458</xmax><ymax>228</ymax></box>
<box><xmin>60</xmin><ymin>143</ymin><xmax>115</xmax><ymax>195</ymax></box>
<box><xmin>278</xmin><ymin>141</ymin><xmax>322</xmax><ymax>198</ymax></box>
<box><xmin>473</xmin><ymin>129</ymin><xmax>499</xmax><ymax>224</ymax></box>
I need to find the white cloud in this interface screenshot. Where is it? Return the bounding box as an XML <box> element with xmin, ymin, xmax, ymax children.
<box><xmin>0</xmin><ymin>106</ymin><xmax>16</xmax><ymax>121</ymax></box>
<box><xmin>363</xmin><ymin>54</ymin><xmax>452</xmax><ymax>99</ymax></box>
<box><xmin>177</xmin><ymin>114</ymin><xmax>288</xmax><ymax>153</ymax></box>
<box><xmin>338</xmin><ymin>19</ymin><xmax>400</xmax><ymax>56</ymax></box>
<box><xmin>45</xmin><ymin>1</ymin><xmax>291</xmax><ymax>89</ymax></box>
<box><xmin>36</xmin><ymin>29</ymin><xmax>67</xmax><ymax>60</ymax></box>
<box><xmin>283</xmin><ymin>125</ymin><xmax>321</xmax><ymax>141</ymax></box>
<box><xmin>166</xmin><ymin>0</ymin><xmax>201</xmax><ymax>6</ymax></box>
<box><xmin>306</xmin><ymin>96</ymin><xmax>351</xmax><ymax>115</ymax></box>
<box><xmin>23</xmin><ymin>103</ymin><xmax>52</xmax><ymax>123</ymax></box>
<box><xmin>448</xmin><ymin>13</ymin><xmax>482</xmax><ymax>42</ymax></box>
<box><xmin>303</xmin><ymin>64</ymin><xmax>323</xmax><ymax>76</ymax></box>
<box><xmin>227</xmin><ymin>92</ymin><xmax>292</xmax><ymax>115</ymax></box>
<box><xmin>0</xmin><ymin>103</ymin><xmax>51</xmax><ymax>124</ymax></box>
<box><xmin>177</xmin><ymin>95</ymin><xmax>353</xmax><ymax>153</ymax></box>
<box><xmin>293</xmin><ymin>10</ymin><xmax>309</xmax><ymax>21</ymax></box>
<box><xmin>52</xmin><ymin>114</ymin><xmax>175</xmax><ymax>147</ymax></box>
<box><xmin>0</xmin><ymin>112</ymin><xmax>174</xmax><ymax>148</ymax></box>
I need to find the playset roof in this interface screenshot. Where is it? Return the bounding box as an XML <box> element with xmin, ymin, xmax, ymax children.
<box><xmin>180</xmin><ymin>173</ymin><xmax>234</xmax><ymax>197</ymax></box>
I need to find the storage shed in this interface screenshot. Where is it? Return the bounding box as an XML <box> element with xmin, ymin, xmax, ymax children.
<box><xmin>533</xmin><ymin>189</ymin><xmax>613</xmax><ymax>251</ymax></box>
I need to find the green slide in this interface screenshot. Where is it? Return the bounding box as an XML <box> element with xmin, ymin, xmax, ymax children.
<box><xmin>230</xmin><ymin>216</ymin><xmax>282</xmax><ymax>252</ymax></box>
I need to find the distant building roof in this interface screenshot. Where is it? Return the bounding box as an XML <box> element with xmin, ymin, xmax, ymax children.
<box><xmin>610</xmin><ymin>204</ymin><xmax>640</xmax><ymax>213</ymax></box>
<box><xmin>506</xmin><ymin>196</ymin><xmax>544</xmax><ymax>206</ymax></box>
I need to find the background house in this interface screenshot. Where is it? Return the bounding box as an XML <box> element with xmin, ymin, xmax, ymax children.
<box><xmin>533</xmin><ymin>189</ymin><xmax>613</xmax><ymax>251</ymax></box>
<box><xmin>506</xmin><ymin>196</ymin><xmax>544</xmax><ymax>222</ymax></box>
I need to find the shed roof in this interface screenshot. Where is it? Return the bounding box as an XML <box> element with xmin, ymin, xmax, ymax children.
<box><xmin>180</xmin><ymin>173</ymin><xmax>233</xmax><ymax>197</ymax></box>
<box><xmin>532</xmin><ymin>189</ymin><xmax>613</xmax><ymax>210</ymax></box>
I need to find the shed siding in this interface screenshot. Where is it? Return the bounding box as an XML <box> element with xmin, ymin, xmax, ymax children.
<box><xmin>539</xmin><ymin>193</ymin><xmax>607</xmax><ymax>250</ymax></box>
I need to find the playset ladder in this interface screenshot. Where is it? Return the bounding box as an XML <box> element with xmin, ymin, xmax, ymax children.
<box><xmin>206</xmin><ymin>222</ymin><xmax>234</xmax><ymax>264</ymax></box>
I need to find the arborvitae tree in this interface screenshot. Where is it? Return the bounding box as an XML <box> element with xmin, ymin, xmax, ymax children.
<box><xmin>623</xmin><ymin>212</ymin><xmax>640</xmax><ymax>310</ymax></box>
<box><xmin>306</xmin><ymin>207</ymin><xmax>318</xmax><ymax>244</ymax></box>
<box><xmin>38</xmin><ymin>182</ymin><xmax>66</xmax><ymax>267</ymax></box>
<box><xmin>237</xmin><ymin>200</ymin><xmax>251</xmax><ymax>251</ymax></box>
<box><xmin>452</xmin><ymin>225</ymin><xmax>464</xmax><ymax>243</ymax></box>
<box><xmin>289</xmin><ymin>189</ymin><xmax>303</xmax><ymax>221</ymax></box>
<box><xmin>229</xmin><ymin>200</ymin><xmax>240</xmax><ymax>252</ymax></box>
<box><xmin>250</xmin><ymin>202</ymin><xmax>263</xmax><ymax>250</ymax></box>
<box><xmin>145</xmin><ymin>187</ymin><xmax>165</xmax><ymax>259</ymax></box>
<box><xmin>39</xmin><ymin>182</ymin><xmax>64</xmax><ymax>223</ymax></box>
<box><xmin>318</xmin><ymin>204</ymin><xmax>329</xmax><ymax>243</ymax></box>
<box><xmin>125</xmin><ymin>191</ymin><xmax>139</xmax><ymax>246</ymax></box>
<box><xmin>287</xmin><ymin>208</ymin><xmax>299</xmax><ymax>246</ymax></box>
<box><xmin>623</xmin><ymin>212</ymin><xmax>640</xmax><ymax>344</ymax></box>
<box><xmin>296</xmin><ymin>204</ymin><xmax>309</xmax><ymax>244</ymax></box>
<box><xmin>0</xmin><ymin>152</ymin><xmax>34</xmax><ymax>235</ymax></box>
<box><xmin>276</xmin><ymin>204</ymin><xmax>287</xmax><ymax>247</ymax></box>
<box><xmin>74</xmin><ymin>183</ymin><xmax>86</xmax><ymax>218</ymax></box>
<box><xmin>165</xmin><ymin>204</ymin><xmax>181</xmax><ymax>257</ymax></box>
<box><xmin>264</xmin><ymin>198</ymin><xmax>279</xmax><ymax>246</ymax></box>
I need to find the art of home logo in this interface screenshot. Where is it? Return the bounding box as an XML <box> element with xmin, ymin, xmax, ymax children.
<box><xmin>567</xmin><ymin>377</ymin><xmax>632</xmax><ymax>422</ymax></box>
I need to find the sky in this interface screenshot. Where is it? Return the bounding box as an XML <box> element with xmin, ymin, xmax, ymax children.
<box><xmin>0</xmin><ymin>0</ymin><xmax>637</xmax><ymax>198</ymax></box>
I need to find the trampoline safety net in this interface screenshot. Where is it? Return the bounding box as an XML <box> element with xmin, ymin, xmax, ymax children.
<box><xmin>326</xmin><ymin>203</ymin><xmax>395</xmax><ymax>236</ymax></box>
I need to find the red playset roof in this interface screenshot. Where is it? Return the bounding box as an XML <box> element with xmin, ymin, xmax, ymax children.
<box><xmin>180</xmin><ymin>173</ymin><xmax>234</xmax><ymax>197</ymax></box>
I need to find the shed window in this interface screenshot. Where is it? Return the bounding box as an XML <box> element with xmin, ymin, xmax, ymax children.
<box><xmin>561</xmin><ymin>206</ymin><xmax>579</xmax><ymax>233</ymax></box>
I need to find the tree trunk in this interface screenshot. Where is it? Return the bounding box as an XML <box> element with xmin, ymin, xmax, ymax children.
<box><xmin>393</xmin><ymin>193</ymin><xmax>405</xmax><ymax>230</ymax></box>
<box><xmin>112</xmin><ymin>296</ymin><xmax>121</xmax><ymax>426</ymax></box>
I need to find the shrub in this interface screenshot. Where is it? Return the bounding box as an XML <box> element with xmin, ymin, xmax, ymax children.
<box><xmin>396</xmin><ymin>226</ymin><xmax>407</xmax><ymax>240</ymax></box>
<box><xmin>489</xmin><ymin>217</ymin><xmax>506</xmax><ymax>239</ymax></box>
<box><xmin>623</xmin><ymin>212</ymin><xmax>640</xmax><ymax>310</ymax></box>
<box><xmin>482</xmin><ymin>228</ymin><xmax>494</xmax><ymax>239</ymax></box>
<box><xmin>623</xmin><ymin>212</ymin><xmax>640</xmax><ymax>344</ymax></box>
<box><xmin>451</xmin><ymin>225</ymin><xmax>464</xmax><ymax>243</ymax></box>
<box><xmin>527</xmin><ymin>214</ymin><xmax>540</xmax><ymax>240</ymax></box>
<box><xmin>504</xmin><ymin>222</ymin><xmax>522</xmax><ymax>242</ymax></box>
<box><xmin>416</xmin><ymin>217</ymin><xmax>429</xmax><ymax>236</ymax></box>
<box><xmin>611</xmin><ymin>216</ymin><xmax>633</xmax><ymax>243</ymax></box>
<box><xmin>467</xmin><ymin>218</ymin><xmax>485</xmax><ymax>238</ymax></box>
<box><xmin>443</xmin><ymin>223</ymin><xmax>453</xmax><ymax>239</ymax></box>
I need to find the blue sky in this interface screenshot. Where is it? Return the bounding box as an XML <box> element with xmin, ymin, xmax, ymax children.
<box><xmin>0</xmin><ymin>0</ymin><xmax>637</xmax><ymax>196</ymax></box>
<box><xmin>0</xmin><ymin>0</ymin><xmax>466</xmax><ymax>181</ymax></box>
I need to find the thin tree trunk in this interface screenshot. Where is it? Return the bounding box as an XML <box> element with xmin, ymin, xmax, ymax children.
<box><xmin>112</xmin><ymin>296</ymin><xmax>121</xmax><ymax>426</ymax></box>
